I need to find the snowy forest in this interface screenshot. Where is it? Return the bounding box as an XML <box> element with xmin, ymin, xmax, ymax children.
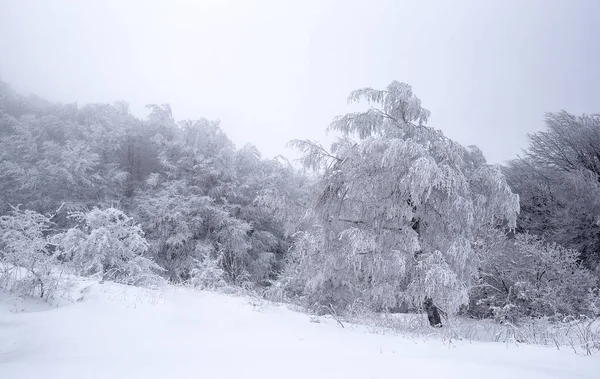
<box><xmin>1</xmin><ymin>78</ymin><xmax>599</xmax><ymax>339</ymax></box>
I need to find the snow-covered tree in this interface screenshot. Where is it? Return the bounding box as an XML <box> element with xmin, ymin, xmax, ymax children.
<box><xmin>155</xmin><ymin>117</ymin><xmax>237</xmax><ymax>199</ymax></box>
<box><xmin>506</xmin><ymin>111</ymin><xmax>600</xmax><ymax>271</ymax></box>
<box><xmin>0</xmin><ymin>86</ymin><xmax>131</xmax><ymax>215</ymax></box>
<box><xmin>236</xmin><ymin>152</ymin><xmax>315</xmax><ymax>284</ymax></box>
<box><xmin>133</xmin><ymin>181</ymin><xmax>254</xmax><ymax>284</ymax></box>
<box><xmin>471</xmin><ymin>230</ymin><xmax>598</xmax><ymax>321</ymax></box>
<box><xmin>133</xmin><ymin>118</ymin><xmax>307</xmax><ymax>286</ymax></box>
<box><xmin>287</xmin><ymin>81</ymin><xmax>519</xmax><ymax>314</ymax></box>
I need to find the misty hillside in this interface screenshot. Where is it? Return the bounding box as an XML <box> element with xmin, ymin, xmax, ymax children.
<box><xmin>3</xmin><ymin>2</ymin><xmax>600</xmax><ymax>378</ymax></box>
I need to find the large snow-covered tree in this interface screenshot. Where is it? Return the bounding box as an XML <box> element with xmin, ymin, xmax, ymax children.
<box><xmin>287</xmin><ymin>81</ymin><xmax>519</xmax><ymax>314</ymax></box>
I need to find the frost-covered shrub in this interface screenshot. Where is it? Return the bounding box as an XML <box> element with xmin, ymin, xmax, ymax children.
<box><xmin>0</xmin><ymin>206</ymin><xmax>62</xmax><ymax>299</ymax></box>
<box><xmin>189</xmin><ymin>253</ymin><xmax>227</xmax><ymax>290</ymax></box>
<box><xmin>587</xmin><ymin>288</ymin><xmax>600</xmax><ymax>317</ymax></box>
<box><xmin>58</xmin><ymin>207</ymin><xmax>164</xmax><ymax>287</ymax></box>
<box><xmin>471</xmin><ymin>231</ymin><xmax>598</xmax><ymax>322</ymax></box>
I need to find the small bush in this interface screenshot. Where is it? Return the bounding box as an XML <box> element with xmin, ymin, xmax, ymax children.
<box><xmin>57</xmin><ymin>207</ymin><xmax>164</xmax><ymax>287</ymax></box>
<box><xmin>189</xmin><ymin>254</ymin><xmax>227</xmax><ymax>290</ymax></box>
<box><xmin>0</xmin><ymin>206</ymin><xmax>62</xmax><ymax>299</ymax></box>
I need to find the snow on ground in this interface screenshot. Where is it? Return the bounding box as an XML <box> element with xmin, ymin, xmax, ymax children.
<box><xmin>0</xmin><ymin>282</ymin><xmax>598</xmax><ymax>379</ymax></box>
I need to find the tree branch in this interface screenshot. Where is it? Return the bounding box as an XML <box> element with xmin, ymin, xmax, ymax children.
<box><xmin>337</xmin><ymin>218</ymin><xmax>403</xmax><ymax>232</ymax></box>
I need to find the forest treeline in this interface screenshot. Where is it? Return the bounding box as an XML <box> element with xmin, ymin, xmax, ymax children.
<box><xmin>0</xmin><ymin>79</ymin><xmax>598</xmax><ymax>324</ymax></box>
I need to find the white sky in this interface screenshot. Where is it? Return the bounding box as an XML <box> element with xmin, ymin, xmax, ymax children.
<box><xmin>1</xmin><ymin>0</ymin><xmax>599</xmax><ymax>164</ymax></box>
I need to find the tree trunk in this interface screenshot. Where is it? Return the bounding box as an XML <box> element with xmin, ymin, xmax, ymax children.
<box><xmin>424</xmin><ymin>297</ymin><xmax>442</xmax><ymax>327</ymax></box>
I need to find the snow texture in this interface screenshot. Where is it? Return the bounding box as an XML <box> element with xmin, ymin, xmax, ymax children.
<box><xmin>0</xmin><ymin>282</ymin><xmax>598</xmax><ymax>379</ymax></box>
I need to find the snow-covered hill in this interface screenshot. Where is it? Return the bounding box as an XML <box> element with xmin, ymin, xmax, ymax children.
<box><xmin>0</xmin><ymin>282</ymin><xmax>598</xmax><ymax>379</ymax></box>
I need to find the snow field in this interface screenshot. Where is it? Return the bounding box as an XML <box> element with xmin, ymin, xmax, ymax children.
<box><xmin>0</xmin><ymin>281</ymin><xmax>598</xmax><ymax>379</ymax></box>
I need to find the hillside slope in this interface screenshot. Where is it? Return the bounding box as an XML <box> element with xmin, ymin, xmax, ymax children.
<box><xmin>0</xmin><ymin>282</ymin><xmax>598</xmax><ymax>379</ymax></box>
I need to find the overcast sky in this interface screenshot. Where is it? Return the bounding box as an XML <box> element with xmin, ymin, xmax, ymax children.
<box><xmin>1</xmin><ymin>0</ymin><xmax>599</xmax><ymax>164</ymax></box>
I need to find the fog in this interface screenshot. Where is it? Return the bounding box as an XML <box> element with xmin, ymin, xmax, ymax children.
<box><xmin>1</xmin><ymin>0</ymin><xmax>599</xmax><ymax>163</ymax></box>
